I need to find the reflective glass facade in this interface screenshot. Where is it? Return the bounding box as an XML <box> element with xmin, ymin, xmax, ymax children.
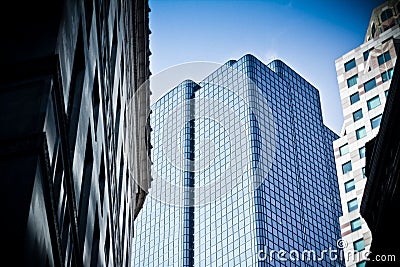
<box><xmin>132</xmin><ymin>55</ymin><xmax>344</xmax><ymax>266</ymax></box>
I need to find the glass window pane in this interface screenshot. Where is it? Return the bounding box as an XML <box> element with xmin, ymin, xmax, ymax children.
<box><xmin>363</xmin><ymin>50</ymin><xmax>370</xmax><ymax>61</ymax></box>
<box><xmin>356</xmin><ymin>127</ymin><xmax>366</xmax><ymax>140</ymax></box>
<box><xmin>378</xmin><ymin>54</ymin><xmax>385</xmax><ymax>65</ymax></box>
<box><xmin>388</xmin><ymin>68</ymin><xmax>394</xmax><ymax>79</ymax></box>
<box><xmin>353</xmin><ymin>239</ymin><xmax>365</xmax><ymax>252</ymax></box>
<box><xmin>348</xmin><ymin>198</ymin><xmax>358</xmax><ymax>212</ymax></box>
<box><xmin>342</xmin><ymin>161</ymin><xmax>352</xmax><ymax>174</ymax></box>
<box><xmin>382</xmin><ymin>71</ymin><xmax>389</xmax><ymax>82</ymax></box>
<box><xmin>367</xmin><ymin>96</ymin><xmax>381</xmax><ymax>110</ymax></box>
<box><xmin>382</xmin><ymin>68</ymin><xmax>393</xmax><ymax>82</ymax></box>
<box><xmin>378</xmin><ymin>51</ymin><xmax>391</xmax><ymax>65</ymax></box>
<box><xmin>344</xmin><ymin>59</ymin><xmax>356</xmax><ymax>72</ymax></box>
<box><xmin>359</xmin><ymin>147</ymin><xmax>366</xmax><ymax>159</ymax></box>
<box><xmin>339</xmin><ymin>144</ymin><xmax>349</xmax><ymax>156</ymax></box>
<box><xmin>345</xmin><ymin>179</ymin><xmax>355</xmax><ymax>193</ymax></box>
<box><xmin>385</xmin><ymin>90</ymin><xmax>389</xmax><ymax>98</ymax></box>
<box><xmin>364</xmin><ymin>78</ymin><xmax>377</xmax><ymax>92</ymax></box>
<box><xmin>351</xmin><ymin>218</ymin><xmax>362</xmax><ymax>232</ymax></box>
<box><xmin>356</xmin><ymin>261</ymin><xmax>366</xmax><ymax>267</ymax></box>
<box><xmin>350</xmin><ymin>92</ymin><xmax>360</xmax><ymax>104</ymax></box>
<box><xmin>384</xmin><ymin>51</ymin><xmax>391</xmax><ymax>61</ymax></box>
<box><xmin>362</xmin><ymin>167</ymin><xmax>366</xmax><ymax>178</ymax></box>
<box><xmin>347</xmin><ymin>75</ymin><xmax>358</xmax><ymax>87</ymax></box>
<box><xmin>353</xmin><ymin>109</ymin><xmax>363</xmax><ymax>122</ymax></box>
<box><xmin>371</xmin><ymin>114</ymin><xmax>382</xmax><ymax>129</ymax></box>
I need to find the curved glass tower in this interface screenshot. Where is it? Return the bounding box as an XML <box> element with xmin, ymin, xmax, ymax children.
<box><xmin>132</xmin><ymin>54</ymin><xmax>344</xmax><ymax>267</ymax></box>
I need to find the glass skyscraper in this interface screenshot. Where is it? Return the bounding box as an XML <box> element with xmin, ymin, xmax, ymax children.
<box><xmin>132</xmin><ymin>54</ymin><xmax>344</xmax><ymax>266</ymax></box>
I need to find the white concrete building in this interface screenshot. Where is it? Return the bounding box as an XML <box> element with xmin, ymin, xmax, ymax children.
<box><xmin>333</xmin><ymin>1</ymin><xmax>400</xmax><ymax>266</ymax></box>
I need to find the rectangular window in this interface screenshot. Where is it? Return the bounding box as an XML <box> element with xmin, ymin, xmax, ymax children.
<box><xmin>350</xmin><ymin>92</ymin><xmax>360</xmax><ymax>104</ymax></box>
<box><xmin>362</xmin><ymin>167</ymin><xmax>366</xmax><ymax>178</ymax></box>
<box><xmin>356</xmin><ymin>261</ymin><xmax>366</xmax><ymax>267</ymax></box>
<box><xmin>359</xmin><ymin>146</ymin><xmax>366</xmax><ymax>159</ymax></box>
<box><xmin>353</xmin><ymin>109</ymin><xmax>363</xmax><ymax>122</ymax></box>
<box><xmin>364</xmin><ymin>78</ymin><xmax>377</xmax><ymax>92</ymax></box>
<box><xmin>351</xmin><ymin>218</ymin><xmax>362</xmax><ymax>232</ymax></box>
<box><xmin>367</xmin><ymin>95</ymin><xmax>381</xmax><ymax>110</ymax></box>
<box><xmin>378</xmin><ymin>51</ymin><xmax>391</xmax><ymax>65</ymax></box>
<box><xmin>344</xmin><ymin>59</ymin><xmax>356</xmax><ymax>72</ymax></box>
<box><xmin>342</xmin><ymin>161</ymin><xmax>352</xmax><ymax>174</ymax></box>
<box><xmin>347</xmin><ymin>74</ymin><xmax>358</xmax><ymax>87</ymax></box>
<box><xmin>345</xmin><ymin>179</ymin><xmax>355</xmax><ymax>193</ymax></box>
<box><xmin>353</xmin><ymin>238</ymin><xmax>365</xmax><ymax>252</ymax></box>
<box><xmin>347</xmin><ymin>198</ymin><xmax>358</xmax><ymax>212</ymax></box>
<box><xmin>363</xmin><ymin>50</ymin><xmax>370</xmax><ymax>61</ymax></box>
<box><xmin>382</xmin><ymin>68</ymin><xmax>394</xmax><ymax>82</ymax></box>
<box><xmin>339</xmin><ymin>144</ymin><xmax>349</xmax><ymax>156</ymax></box>
<box><xmin>356</xmin><ymin>127</ymin><xmax>366</xmax><ymax>140</ymax></box>
<box><xmin>371</xmin><ymin>114</ymin><xmax>382</xmax><ymax>129</ymax></box>
<box><xmin>363</xmin><ymin>48</ymin><xmax>373</xmax><ymax>61</ymax></box>
<box><xmin>385</xmin><ymin>90</ymin><xmax>389</xmax><ymax>98</ymax></box>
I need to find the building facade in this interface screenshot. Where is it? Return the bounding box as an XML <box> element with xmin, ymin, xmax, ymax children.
<box><xmin>0</xmin><ymin>0</ymin><xmax>151</xmax><ymax>266</ymax></box>
<box><xmin>360</xmin><ymin>50</ymin><xmax>400</xmax><ymax>266</ymax></box>
<box><xmin>132</xmin><ymin>54</ymin><xmax>344</xmax><ymax>266</ymax></box>
<box><xmin>332</xmin><ymin>1</ymin><xmax>400</xmax><ymax>266</ymax></box>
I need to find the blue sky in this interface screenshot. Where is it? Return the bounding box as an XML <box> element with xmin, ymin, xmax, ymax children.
<box><xmin>148</xmin><ymin>0</ymin><xmax>385</xmax><ymax>134</ymax></box>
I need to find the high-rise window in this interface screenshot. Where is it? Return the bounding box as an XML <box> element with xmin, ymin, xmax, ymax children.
<box><xmin>385</xmin><ymin>90</ymin><xmax>389</xmax><ymax>98</ymax></box>
<box><xmin>345</xmin><ymin>179</ymin><xmax>355</xmax><ymax>193</ymax></box>
<box><xmin>342</xmin><ymin>161</ymin><xmax>352</xmax><ymax>174</ymax></box>
<box><xmin>356</xmin><ymin>261</ymin><xmax>366</xmax><ymax>267</ymax></box>
<box><xmin>363</xmin><ymin>48</ymin><xmax>373</xmax><ymax>61</ymax></box>
<box><xmin>351</xmin><ymin>218</ymin><xmax>362</xmax><ymax>232</ymax></box>
<box><xmin>350</xmin><ymin>92</ymin><xmax>360</xmax><ymax>104</ymax></box>
<box><xmin>362</xmin><ymin>167</ymin><xmax>366</xmax><ymax>178</ymax></box>
<box><xmin>364</xmin><ymin>78</ymin><xmax>377</xmax><ymax>92</ymax></box>
<box><xmin>348</xmin><ymin>198</ymin><xmax>358</xmax><ymax>212</ymax></box>
<box><xmin>347</xmin><ymin>75</ymin><xmax>358</xmax><ymax>87</ymax></box>
<box><xmin>378</xmin><ymin>51</ymin><xmax>391</xmax><ymax>65</ymax></box>
<box><xmin>353</xmin><ymin>239</ymin><xmax>365</xmax><ymax>252</ymax></box>
<box><xmin>344</xmin><ymin>59</ymin><xmax>356</xmax><ymax>72</ymax></box>
<box><xmin>356</xmin><ymin>127</ymin><xmax>366</xmax><ymax>140</ymax></box>
<box><xmin>381</xmin><ymin>9</ymin><xmax>393</xmax><ymax>22</ymax></box>
<box><xmin>367</xmin><ymin>95</ymin><xmax>381</xmax><ymax>110</ymax></box>
<box><xmin>371</xmin><ymin>114</ymin><xmax>382</xmax><ymax>129</ymax></box>
<box><xmin>359</xmin><ymin>146</ymin><xmax>366</xmax><ymax>159</ymax></box>
<box><xmin>382</xmin><ymin>68</ymin><xmax>394</xmax><ymax>82</ymax></box>
<box><xmin>353</xmin><ymin>109</ymin><xmax>363</xmax><ymax>122</ymax></box>
<box><xmin>339</xmin><ymin>144</ymin><xmax>349</xmax><ymax>156</ymax></box>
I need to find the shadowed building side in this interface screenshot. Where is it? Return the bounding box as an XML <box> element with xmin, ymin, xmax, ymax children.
<box><xmin>0</xmin><ymin>0</ymin><xmax>151</xmax><ymax>266</ymax></box>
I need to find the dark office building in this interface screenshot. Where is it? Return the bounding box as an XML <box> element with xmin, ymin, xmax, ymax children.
<box><xmin>361</xmin><ymin>45</ymin><xmax>400</xmax><ymax>266</ymax></box>
<box><xmin>0</xmin><ymin>0</ymin><xmax>151</xmax><ymax>266</ymax></box>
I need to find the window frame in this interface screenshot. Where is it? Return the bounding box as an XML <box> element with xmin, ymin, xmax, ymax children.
<box><xmin>347</xmin><ymin>74</ymin><xmax>358</xmax><ymax>88</ymax></box>
<box><xmin>351</xmin><ymin>218</ymin><xmax>362</xmax><ymax>232</ymax></box>
<box><xmin>353</xmin><ymin>109</ymin><xmax>363</xmax><ymax>122</ymax></box>
<box><xmin>344</xmin><ymin>59</ymin><xmax>356</xmax><ymax>72</ymax></box>
<box><xmin>364</xmin><ymin>78</ymin><xmax>377</xmax><ymax>92</ymax></box>
<box><xmin>339</xmin><ymin>144</ymin><xmax>349</xmax><ymax>156</ymax></box>
<box><xmin>356</xmin><ymin>127</ymin><xmax>366</xmax><ymax>140</ymax></box>
<box><xmin>353</xmin><ymin>238</ymin><xmax>365</xmax><ymax>252</ymax></box>
<box><xmin>342</xmin><ymin>161</ymin><xmax>352</xmax><ymax>174</ymax></box>
<box><xmin>371</xmin><ymin>114</ymin><xmax>382</xmax><ymax>129</ymax></box>
<box><xmin>347</xmin><ymin>198</ymin><xmax>358</xmax><ymax>212</ymax></box>
<box><xmin>350</xmin><ymin>92</ymin><xmax>360</xmax><ymax>104</ymax></box>
<box><xmin>345</xmin><ymin>179</ymin><xmax>355</xmax><ymax>193</ymax></box>
<box><xmin>367</xmin><ymin>95</ymin><xmax>381</xmax><ymax>110</ymax></box>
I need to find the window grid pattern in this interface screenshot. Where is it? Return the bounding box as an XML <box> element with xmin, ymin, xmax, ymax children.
<box><xmin>132</xmin><ymin>55</ymin><xmax>344</xmax><ymax>267</ymax></box>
